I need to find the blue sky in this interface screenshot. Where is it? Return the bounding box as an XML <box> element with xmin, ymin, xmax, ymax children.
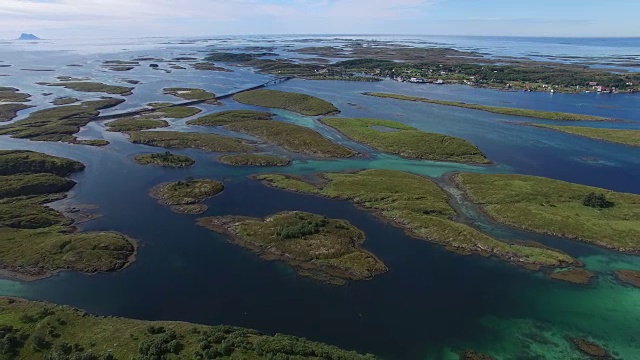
<box><xmin>1</xmin><ymin>0</ymin><xmax>639</xmax><ymax>38</ymax></box>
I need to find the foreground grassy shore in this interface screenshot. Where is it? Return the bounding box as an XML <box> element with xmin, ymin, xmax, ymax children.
<box><xmin>0</xmin><ymin>297</ymin><xmax>377</xmax><ymax>359</ymax></box>
<box><xmin>321</xmin><ymin>117</ymin><xmax>490</xmax><ymax>164</ymax></box>
<box><xmin>151</xmin><ymin>178</ymin><xmax>224</xmax><ymax>214</ymax></box>
<box><xmin>198</xmin><ymin>211</ymin><xmax>387</xmax><ymax>285</ymax></box>
<box><xmin>0</xmin><ymin>98</ymin><xmax>124</xmax><ymax>144</ymax></box>
<box><xmin>255</xmin><ymin>170</ymin><xmax>576</xmax><ymax>269</ymax></box>
<box><xmin>364</xmin><ymin>92</ymin><xmax>611</xmax><ymax>121</ymax></box>
<box><xmin>218</xmin><ymin>154</ymin><xmax>290</xmax><ymax>167</ymax></box>
<box><xmin>135</xmin><ymin>152</ymin><xmax>195</xmax><ymax>167</ymax></box>
<box><xmin>233</xmin><ymin>89</ymin><xmax>339</xmax><ymax>116</ymax></box>
<box><xmin>127</xmin><ymin>131</ymin><xmax>254</xmax><ymax>153</ymax></box>
<box><xmin>454</xmin><ymin>173</ymin><xmax>640</xmax><ymax>252</ymax></box>
<box><xmin>533</xmin><ymin>124</ymin><xmax>640</xmax><ymax>147</ymax></box>
<box><xmin>0</xmin><ymin>151</ymin><xmax>136</xmax><ymax>280</ymax></box>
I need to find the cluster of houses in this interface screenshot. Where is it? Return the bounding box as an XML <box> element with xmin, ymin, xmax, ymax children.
<box><xmin>393</xmin><ymin>76</ymin><xmax>445</xmax><ymax>84</ymax></box>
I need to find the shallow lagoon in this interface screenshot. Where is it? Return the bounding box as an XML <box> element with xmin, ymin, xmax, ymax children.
<box><xmin>0</xmin><ymin>39</ymin><xmax>639</xmax><ymax>359</ymax></box>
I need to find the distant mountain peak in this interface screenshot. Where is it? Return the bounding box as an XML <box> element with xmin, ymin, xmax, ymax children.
<box><xmin>17</xmin><ymin>33</ymin><xmax>41</xmax><ymax>40</ymax></box>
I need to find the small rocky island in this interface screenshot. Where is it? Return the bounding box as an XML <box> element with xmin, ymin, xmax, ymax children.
<box><xmin>197</xmin><ymin>211</ymin><xmax>388</xmax><ymax>285</ymax></box>
<box><xmin>150</xmin><ymin>178</ymin><xmax>224</xmax><ymax>214</ymax></box>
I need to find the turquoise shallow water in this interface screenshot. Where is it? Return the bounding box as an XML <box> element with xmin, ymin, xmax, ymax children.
<box><xmin>0</xmin><ymin>38</ymin><xmax>639</xmax><ymax>359</ymax></box>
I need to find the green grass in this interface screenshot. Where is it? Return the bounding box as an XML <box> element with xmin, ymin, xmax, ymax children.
<box><xmin>0</xmin><ymin>88</ymin><xmax>31</xmax><ymax>102</ymax></box>
<box><xmin>51</xmin><ymin>97</ymin><xmax>79</xmax><ymax>106</ymax></box>
<box><xmin>0</xmin><ymin>297</ymin><xmax>377</xmax><ymax>359</ymax></box>
<box><xmin>41</xmin><ymin>82</ymin><xmax>133</xmax><ymax>95</ymax></box>
<box><xmin>163</xmin><ymin>87</ymin><xmax>215</xmax><ymax>101</ymax></box>
<box><xmin>126</xmin><ymin>131</ymin><xmax>254</xmax><ymax>152</ymax></box>
<box><xmin>0</xmin><ymin>174</ymin><xmax>76</xmax><ymax>199</ymax></box>
<box><xmin>192</xmin><ymin>63</ymin><xmax>233</xmax><ymax>72</ymax></box>
<box><xmin>74</xmin><ymin>139</ymin><xmax>109</xmax><ymax>147</ymax></box>
<box><xmin>0</xmin><ymin>98</ymin><xmax>125</xmax><ymax>143</ymax></box>
<box><xmin>533</xmin><ymin>124</ymin><xmax>640</xmax><ymax>147</ymax></box>
<box><xmin>0</xmin><ymin>150</ymin><xmax>85</xmax><ymax>176</ymax></box>
<box><xmin>106</xmin><ymin>118</ymin><xmax>169</xmax><ymax>132</ymax></box>
<box><xmin>151</xmin><ymin>178</ymin><xmax>224</xmax><ymax>214</ymax></box>
<box><xmin>256</xmin><ymin>170</ymin><xmax>577</xmax><ymax>269</ymax></box>
<box><xmin>0</xmin><ymin>153</ymin><xmax>135</xmax><ymax>280</ymax></box>
<box><xmin>455</xmin><ymin>173</ymin><xmax>640</xmax><ymax>252</ymax></box>
<box><xmin>364</xmin><ymin>92</ymin><xmax>611</xmax><ymax>121</ymax></box>
<box><xmin>197</xmin><ymin>211</ymin><xmax>387</xmax><ymax>285</ymax></box>
<box><xmin>321</xmin><ymin>117</ymin><xmax>490</xmax><ymax>164</ymax></box>
<box><xmin>135</xmin><ymin>152</ymin><xmax>195</xmax><ymax>167</ymax></box>
<box><xmin>0</xmin><ymin>104</ymin><xmax>32</xmax><ymax>122</ymax></box>
<box><xmin>225</xmin><ymin>120</ymin><xmax>356</xmax><ymax>158</ymax></box>
<box><xmin>233</xmin><ymin>89</ymin><xmax>340</xmax><ymax>116</ymax></box>
<box><xmin>187</xmin><ymin>110</ymin><xmax>273</xmax><ymax>125</ymax></box>
<box><xmin>218</xmin><ymin>154</ymin><xmax>290</xmax><ymax>167</ymax></box>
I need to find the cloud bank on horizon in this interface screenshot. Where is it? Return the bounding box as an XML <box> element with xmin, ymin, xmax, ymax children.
<box><xmin>1</xmin><ymin>0</ymin><xmax>638</xmax><ymax>38</ymax></box>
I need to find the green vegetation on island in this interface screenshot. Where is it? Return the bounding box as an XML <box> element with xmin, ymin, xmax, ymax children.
<box><xmin>163</xmin><ymin>87</ymin><xmax>215</xmax><ymax>101</ymax></box>
<box><xmin>0</xmin><ymin>151</ymin><xmax>135</xmax><ymax>280</ymax></box>
<box><xmin>135</xmin><ymin>152</ymin><xmax>195</xmax><ymax>168</ymax></box>
<box><xmin>364</xmin><ymin>92</ymin><xmax>611</xmax><ymax>121</ymax></box>
<box><xmin>197</xmin><ymin>211</ymin><xmax>387</xmax><ymax>285</ymax></box>
<box><xmin>0</xmin><ymin>87</ymin><xmax>31</xmax><ymax>102</ymax></box>
<box><xmin>533</xmin><ymin>124</ymin><xmax>640</xmax><ymax>147</ymax></box>
<box><xmin>192</xmin><ymin>63</ymin><xmax>233</xmax><ymax>72</ymax></box>
<box><xmin>255</xmin><ymin>170</ymin><xmax>577</xmax><ymax>269</ymax></box>
<box><xmin>454</xmin><ymin>173</ymin><xmax>640</xmax><ymax>252</ymax></box>
<box><xmin>156</xmin><ymin>106</ymin><xmax>201</xmax><ymax>118</ymax></box>
<box><xmin>0</xmin><ymin>150</ymin><xmax>85</xmax><ymax>176</ymax></box>
<box><xmin>150</xmin><ymin>177</ymin><xmax>224</xmax><ymax>214</ymax></box>
<box><xmin>51</xmin><ymin>97</ymin><xmax>79</xmax><ymax>106</ymax></box>
<box><xmin>549</xmin><ymin>268</ymin><xmax>596</xmax><ymax>285</ymax></box>
<box><xmin>225</xmin><ymin>120</ymin><xmax>356</xmax><ymax>158</ymax></box>
<box><xmin>126</xmin><ymin>131</ymin><xmax>254</xmax><ymax>153</ymax></box>
<box><xmin>0</xmin><ymin>297</ymin><xmax>377</xmax><ymax>359</ymax></box>
<box><xmin>0</xmin><ymin>98</ymin><xmax>125</xmax><ymax>144</ymax></box>
<box><xmin>614</xmin><ymin>269</ymin><xmax>640</xmax><ymax>288</ymax></box>
<box><xmin>187</xmin><ymin>110</ymin><xmax>273</xmax><ymax>126</ymax></box>
<box><xmin>39</xmin><ymin>82</ymin><xmax>133</xmax><ymax>96</ymax></box>
<box><xmin>321</xmin><ymin>117</ymin><xmax>490</xmax><ymax>164</ymax></box>
<box><xmin>74</xmin><ymin>139</ymin><xmax>109</xmax><ymax>147</ymax></box>
<box><xmin>0</xmin><ymin>103</ymin><xmax>32</xmax><ymax>122</ymax></box>
<box><xmin>106</xmin><ymin>118</ymin><xmax>169</xmax><ymax>132</ymax></box>
<box><xmin>233</xmin><ymin>89</ymin><xmax>340</xmax><ymax>116</ymax></box>
<box><xmin>218</xmin><ymin>154</ymin><xmax>290</xmax><ymax>167</ymax></box>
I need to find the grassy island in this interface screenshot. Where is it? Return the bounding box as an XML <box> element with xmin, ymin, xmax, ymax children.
<box><xmin>0</xmin><ymin>103</ymin><xmax>33</xmax><ymax>122</ymax></box>
<box><xmin>233</xmin><ymin>89</ymin><xmax>340</xmax><ymax>116</ymax></box>
<box><xmin>163</xmin><ymin>87</ymin><xmax>215</xmax><ymax>101</ymax></box>
<box><xmin>150</xmin><ymin>178</ymin><xmax>224</xmax><ymax>214</ymax></box>
<box><xmin>192</xmin><ymin>63</ymin><xmax>233</xmax><ymax>72</ymax></box>
<box><xmin>0</xmin><ymin>98</ymin><xmax>125</xmax><ymax>143</ymax></box>
<box><xmin>0</xmin><ymin>87</ymin><xmax>31</xmax><ymax>102</ymax></box>
<box><xmin>454</xmin><ymin>173</ymin><xmax>640</xmax><ymax>253</ymax></box>
<box><xmin>187</xmin><ymin>110</ymin><xmax>273</xmax><ymax>126</ymax></box>
<box><xmin>197</xmin><ymin>211</ymin><xmax>387</xmax><ymax>285</ymax></box>
<box><xmin>549</xmin><ymin>268</ymin><xmax>596</xmax><ymax>285</ymax></box>
<box><xmin>135</xmin><ymin>152</ymin><xmax>195</xmax><ymax>168</ymax></box>
<box><xmin>364</xmin><ymin>93</ymin><xmax>611</xmax><ymax>121</ymax></box>
<box><xmin>533</xmin><ymin>124</ymin><xmax>640</xmax><ymax>147</ymax></box>
<box><xmin>225</xmin><ymin>120</ymin><xmax>356</xmax><ymax>158</ymax></box>
<box><xmin>0</xmin><ymin>151</ymin><xmax>135</xmax><ymax>281</ymax></box>
<box><xmin>126</xmin><ymin>131</ymin><xmax>254</xmax><ymax>152</ymax></box>
<box><xmin>156</xmin><ymin>106</ymin><xmax>202</xmax><ymax>118</ymax></box>
<box><xmin>40</xmin><ymin>82</ymin><xmax>133</xmax><ymax>96</ymax></box>
<box><xmin>218</xmin><ymin>154</ymin><xmax>290</xmax><ymax>167</ymax></box>
<box><xmin>74</xmin><ymin>139</ymin><xmax>109</xmax><ymax>147</ymax></box>
<box><xmin>0</xmin><ymin>150</ymin><xmax>85</xmax><ymax>176</ymax></box>
<box><xmin>106</xmin><ymin>118</ymin><xmax>169</xmax><ymax>132</ymax></box>
<box><xmin>51</xmin><ymin>97</ymin><xmax>79</xmax><ymax>106</ymax></box>
<box><xmin>0</xmin><ymin>298</ymin><xmax>377</xmax><ymax>360</ymax></box>
<box><xmin>614</xmin><ymin>269</ymin><xmax>640</xmax><ymax>288</ymax></box>
<box><xmin>255</xmin><ymin>170</ymin><xmax>576</xmax><ymax>270</ymax></box>
<box><xmin>321</xmin><ymin>117</ymin><xmax>490</xmax><ymax>164</ymax></box>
